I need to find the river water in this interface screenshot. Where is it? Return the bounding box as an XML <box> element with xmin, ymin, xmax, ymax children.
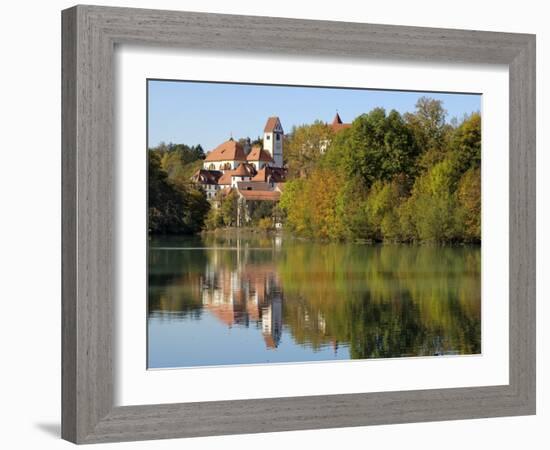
<box><xmin>148</xmin><ymin>233</ymin><xmax>481</xmax><ymax>368</ymax></box>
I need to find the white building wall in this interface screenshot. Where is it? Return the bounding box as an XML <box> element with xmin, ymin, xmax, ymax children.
<box><xmin>231</xmin><ymin>176</ymin><xmax>251</xmax><ymax>188</ymax></box>
<box><xmin>249</xmin><ymin>160</ymin><xmax>269</xmax><ymax>170</ymax></box>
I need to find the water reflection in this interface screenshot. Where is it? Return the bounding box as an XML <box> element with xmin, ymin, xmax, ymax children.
<box><xmin>201</xmin><ymin>261</ymin><xmax>283</xmax><ymax>348</ymax></box>
<box><xmin>148</xmin><ymin>233</ymin><xmax>481</xmax><ymax>368</ymax></box>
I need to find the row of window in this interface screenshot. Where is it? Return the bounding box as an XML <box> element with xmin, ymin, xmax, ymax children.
<box><xmin>206</xmin><ymin>162</ymin><xmax>268</xmax><ymax>171</ymax></box>
<box><xmin>207</xmin><ymin>162</ymin><xmax>233</xmax><ymax>170</ymax></box>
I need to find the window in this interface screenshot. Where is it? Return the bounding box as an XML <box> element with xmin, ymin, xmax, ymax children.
<box><xmin>266</xmin><ymin>135</ymin><xmax>270</xmax><ymax>140</ymax></box>
<box><xmin>276</xmin><ymin>133</ymin><xmax>280</xmax><ymax>141</ymax></box>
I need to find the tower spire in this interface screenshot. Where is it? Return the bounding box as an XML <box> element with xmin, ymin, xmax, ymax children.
<box><xmin>332</xmin><ymin>112</ymin><xmax>343</xmax><ymax>125</ymax></box>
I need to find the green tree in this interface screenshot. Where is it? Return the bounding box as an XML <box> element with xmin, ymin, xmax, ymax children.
<box><xmin>322</xmin><ymin>108</ymin><xmax>418</xmax><ymax>188</ymax></box>
<box><xmin>150</xmin><ymin>142</ymin><xmax>206</xmax><ymax>186</ymax></box>
<box><xmin>405</xmin><ymin>97</ymin><xmax>448</xmax><ymax>152</ymax></box>
<box><xmin>182</xmin><ymin>186</ymin><xmax>211</xmax><ymax>232</ymax></box>
<box><xmin>449</xmin><ymin>113</ymin><xmax>481</xmax><ymax>175</ymax></box>
<box><xmin>364</xmin><ymin>180</ymin><xmax>403</xmax><ymax>241</ymax></box>
<box><xmin>402</xmin><ymin>158</ymin><xmax>464</xmax><ymax>242</ymax></box>
<box><xmin>220</xmin><ymin>189</ymin><xmax>239</xmax><ymax>227</ymax></box>
<box><xmin>249</xmin><ymin>201</ymin><xmax>276</xmax><ymax>224</ymax></box>
<box><xmin>148</xmin><ymin>150</ymin><xmax>185</xmax><ymax>233</ymax></box>
<box><xmin>404</xmin><ymin>97</ymin><xmax>454</xmax><ymax>172</ymax></box>
<box><xmin>285</xmin><ymin>121</ymin><xmax>333</xmax><ymax>178</ymax></box>
<box><xmin>148</xmin><ymin>150</ymin><xmax>210</xmax><ymax>234</ymax></box>
<box><xmin>457</xmin><ymin>167</ymin><xmax>481</xmax><ymax>242</ymax></box>
<box><xmin>279</xmin><ymin>178</ymin><xmax>311</xmax><ymax>236</ymax></box>
<box><xmin>257</xmin><ymin>217</ymin><xmax>273</xmax><ymax>231</ymax></box>
<box><xmin>335</xmin><ymin>175</ymin><xmax>371</xmax><ymax>240</ymax></box>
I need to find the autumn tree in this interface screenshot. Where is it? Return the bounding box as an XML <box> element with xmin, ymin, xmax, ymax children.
<box><xmin>405</xmin><ymin>97</ymin><xmax>448</xmax><ymax>152</ymax></box>
<box><xmin>364</xmin><ymin>180</ymin><xmax>403</xmax><ymax>241</ymax></box>
<box><xmin>405</xmin><ymin>97</ymin><xmax>452</xmax><ymax>171</ymax></box>
<box><xmin>449</xmin><ymin>113</ymin><xmax>481</xmax><ymax>175</ymax></box>
<box><xmin>220</xmin><ymin>189</ymin><xmax>239</xmax><ymax>227</ymax></box>
<box><xmin>457</xmin><ymin>168</ymin><xmax>481</xmax><ymax>242</ymax></box>
<box><xmin>279</xmin><ymin>99</ymin><xmax>481</xmax><ymax>244</ymax></box>
<box><xmin>402</xmin><ymin>158</ymin><xmax>464</xmax><ymax>242</ymax></box>
<box><xmin>285</xmin><ymin>121</ymin><xmax>334</xmax><ymax>178</ymax></box>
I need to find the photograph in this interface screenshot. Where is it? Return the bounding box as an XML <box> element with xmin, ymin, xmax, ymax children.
<box><xmin>147</xmin><ymin>80</ymin><xmax>482</xmax><ymax>369</ymax></box>
<box><xmin>2</xmin><ymin>0</ymin><xmax>542</xmax><ymax>446</ymax></box>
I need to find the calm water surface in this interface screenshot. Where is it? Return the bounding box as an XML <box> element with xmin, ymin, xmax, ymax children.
<box><xmin>148</xmin><ymin>233</ymin><xmax>481</xmax><ymax>368</ymax></box>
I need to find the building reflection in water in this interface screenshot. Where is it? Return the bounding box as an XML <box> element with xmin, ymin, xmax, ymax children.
<box><xmin>201</xmin><ymin>261</ymin><xmax>286</xmax><ymax>349</ymax></box>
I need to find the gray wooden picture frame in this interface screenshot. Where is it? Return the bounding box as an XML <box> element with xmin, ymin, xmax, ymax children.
<box><xmin>61</xmin><ymin>4</ymin><xmax>536</xmax><ymax>444</ymax></box>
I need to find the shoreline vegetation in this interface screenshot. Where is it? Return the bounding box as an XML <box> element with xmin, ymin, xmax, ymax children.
<box><xmin>148</xmin><ymin>97</ymin><xmax>481</xmax><ymax>244</ymax></box>
<box><xmin>151</xmin><ymin>227</ymin><xmax>480</xmax><ymax>248</ymax></box>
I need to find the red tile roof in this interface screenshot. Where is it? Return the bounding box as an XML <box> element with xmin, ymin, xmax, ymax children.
<box><xmin>237</xmin><ymin>181</ymin><xmax>272</xmax><ymax>191</ymax></box>
<box><xmin>192</xmin><ymin>169</ymin><xmax>223</xmax><ymax>185</ymax></box>
<box><xmin>246</xmin><ymin>146</ymin><xmax>274</xmax><ymax>162</ymax></box>
<box><xmin>232</xmin><ymin>163</ymin><xmax>254</xmax><ymax>177</ymax></box>
<box><xmin>251</xmin><ymin>167</ymin><xmax>268</xmax><ymax>182</ymax></box>
<box><xmin>218</xmin><ymin>171</ymin><xmax>233</xmax><ymax>185</ymax></box>
<box><xmin>251</xmin><ymin>166</ymin><xmax>287</xmax><ymax>183</ymax></box>
<box><xmin>331</xmin><ymin>113</ymin><xmax>351</xmax><ymax>133</ymax></box>
<box><xmin>238</xmin><ymin>190</ymin><xmax>281</xmax><ymax>201</ymax></box>
<box><xmin>204</xmin><ymin>140</ymin><xmax>247</xmax><ymax>162</ymax></box>
<box><xmin>332</xmin><ymin>123</ymin><xmax>352</xmax><ymax>133</ymax></box>
<box><xmin>264</xmin><ymin>116</ymin><xmax>282</xmax><ymax>133</ymax></box>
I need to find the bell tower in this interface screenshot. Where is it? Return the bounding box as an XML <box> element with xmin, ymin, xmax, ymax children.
<box><xmin>263</xmin><ymin>117</ymin><xmax>283</xmax><ymax>167</ymax></box>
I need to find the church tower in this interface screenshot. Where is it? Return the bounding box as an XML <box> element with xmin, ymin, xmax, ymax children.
<box><xmin>262</xmin><ymin>117</ymin><xmax>283</xmax><ymax>167</ymax></box>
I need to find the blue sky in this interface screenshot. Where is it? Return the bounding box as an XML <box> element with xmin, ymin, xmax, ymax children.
<box><xmin>148</xmin><ymin>80</ymin><xmax>481</xmax><ymax>150</ymax></box>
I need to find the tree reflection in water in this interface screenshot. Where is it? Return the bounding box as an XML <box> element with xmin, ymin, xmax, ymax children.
<box><xmin>148</xmin><ymin>233</ymin><xmax>481</xmax><ymax>366</ymax></box>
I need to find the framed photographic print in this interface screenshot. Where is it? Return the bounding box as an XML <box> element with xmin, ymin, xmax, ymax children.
<box><xmin>62</xmin><ymin>4</ymin><xmax>536</xmax><ymax>444</ymax></box>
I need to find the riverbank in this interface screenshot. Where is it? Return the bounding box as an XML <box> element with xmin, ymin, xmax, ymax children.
<box><xmin>201</xmin><ymin>226</ymin><xmax>280</xmax><ymax>236</ymax></box>
<box><xmin>196</xmin><ymin>226</ymin><xmax>480</xmax><ymax>247</ymax></box>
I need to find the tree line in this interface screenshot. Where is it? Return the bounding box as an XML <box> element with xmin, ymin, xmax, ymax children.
<box><xmin>280</xmin><ymin>97</ymin><xmax>481</xmax><ymax>243</ymax></box>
